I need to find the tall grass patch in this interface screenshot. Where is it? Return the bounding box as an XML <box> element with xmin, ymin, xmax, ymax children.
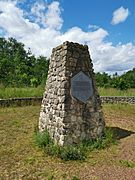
<box><xmin>0</xmin><ymin>86</ymin><xmax>44</xmax><ymax>99</ymax></box>
<box><xmin>0</xmin><ymin>86</ymin><xmax>135</xmax><ymax>99</ymax></box>
<box><xmin>34</xmin><ymin>128</ymin><xmax>117</xmax><ymax>161</ymax></box>
<box><xmin>98</xmin><ymin>87</ymin><xmax>135</xmax><ymax>96</ymax></box>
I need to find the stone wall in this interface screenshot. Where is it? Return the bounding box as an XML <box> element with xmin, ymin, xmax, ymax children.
<box><xmin>39</xmin><ymin>41</ymin><xmax>105</xmax><ymax>146</ymax></box>
<box><xmin>0</xmin><ymin>97</ymin><xmax>42</xmax><ymax>107</ymax></box>
<box><xmin>101</xmin><ymin>96</ymin><xmax>135</xmax><ymax>104</ymax></box>
<box><xmin>0</xmin><ymin>96</ymin><xmax>135</xmax><ymax>107</ymax></box>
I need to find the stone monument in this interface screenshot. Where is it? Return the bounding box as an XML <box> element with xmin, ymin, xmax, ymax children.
<box><xmin>39</xmin><ymin>41</ymin><xmax>105</xmax><ymax>146</ymax></box>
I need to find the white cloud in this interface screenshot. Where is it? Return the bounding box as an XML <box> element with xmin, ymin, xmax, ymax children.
<box><xmin>111</xmin><ymin>6</ymin><xmax>129</xmax><ymax>25</ymax></box>
<box><xmin>90</xmin><ymin>42</ymin><xmax>135</xmax><ymax>73</ymax></box>
<box><xmin>0</xmin><ymin>1</ymin><xmax>40</xmax><ymax>38</ymax></box>
<box><xmin>31</xmin><ymin>1</ymin><xmax>47</xmax><ymax>27</ymax></box>
<box><xmin>88</xmin><ymin>24</ymin><xmax>100</xmax><ymax>30</ymax></box>
<box><xmin>45</xmin><ymin>1</ymin><xmax>63</xmax><ymax>30</ymax></box>
<box><xmin>0</xmin><ymin>1</ymin><xmax>135</xmax><ymax>74</ymax></box>
<box><xmin>60</xmin><ymin>27</ymin><xmax>108</xmax><ymax>44</ymax></box>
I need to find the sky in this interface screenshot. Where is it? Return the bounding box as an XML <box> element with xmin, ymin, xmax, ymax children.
<box><xmin>0</xmin><ymin>0</ymin><xmax>135</xmax><ymax>74</ymax></box>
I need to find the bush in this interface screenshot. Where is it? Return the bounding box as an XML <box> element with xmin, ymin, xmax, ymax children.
<box><xmin>34</xmin><ymin>128</ymin><xmax>116</xmax><ymax>161</ymax></box>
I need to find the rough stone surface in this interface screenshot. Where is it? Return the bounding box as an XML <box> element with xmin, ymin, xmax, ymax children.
<box><xmin>39</xmin><ymin>41</ymin><xmax>105</xmax><ymax>146</ymax></box>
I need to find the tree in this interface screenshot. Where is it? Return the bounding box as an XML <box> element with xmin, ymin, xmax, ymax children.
<box><xmin>0</xmin><ymin>37</ymin><xmax>49</xmax><ymax>87</ymax></box>
<box><xmin>121</xmin><ymin>68</ymin><xmax>135</xmax><ymax>88</ymax></box>
<box><xmin>116</xmin><ymin>78</ymin><xmax>129</xmax><ymax>90</ymax></box>
<box><xmin>95</xmin><ymin>68</ymin><xmax>135</xmax><ymax>90</ymax></box>
<box><xmin>95</xmin><ymin>72</ymin><xmax>111</xmax><ymax>88</ymax></box>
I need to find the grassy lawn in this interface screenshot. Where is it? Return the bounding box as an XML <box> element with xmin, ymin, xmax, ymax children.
<box><xmin>0</xmin><ymin>104</ymin><xmax>135</xmax><ymax>179</ymax></box>
<box><xmin>0</xmin><ymin>87</ymin><xmax>135</xmax><ymax>99</ymax></box>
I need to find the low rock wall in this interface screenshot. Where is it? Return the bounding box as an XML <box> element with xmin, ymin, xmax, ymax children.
<box><xmin>101</xmin><ymin>96</ymin><xmax>135</xmax><ymax>104</ymax></box>
<box><xmin>0</xmin><ymin>97</ymin><xmax>42</xmax><ymax>107</ymax></box>
<box><xmin>0</xmin><ymin>96</ymin><xmax>135</xmax><ymax>107</ymax></box>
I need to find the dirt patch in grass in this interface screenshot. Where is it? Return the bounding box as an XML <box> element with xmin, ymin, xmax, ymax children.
<box><xmin>0</xmin><ymin>104</ymin><xmax>135</xmax><ymax>179</ymax></box>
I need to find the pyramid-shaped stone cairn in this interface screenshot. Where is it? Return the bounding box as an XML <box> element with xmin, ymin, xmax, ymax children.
<box><xmin>39</xmin><ymin>41</ymin><xmax>105</xmax><ymax>146</ymax></box>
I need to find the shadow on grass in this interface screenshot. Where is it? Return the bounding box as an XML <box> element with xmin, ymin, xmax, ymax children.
<box><xmin>106</xmin><ymin>127</ymin><xmax>135</xmax><ymax>140</ymax></box>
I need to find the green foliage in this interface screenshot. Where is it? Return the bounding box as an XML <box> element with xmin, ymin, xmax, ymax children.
<box><xmin>121</xmin><ymin>68</ymin><xmax>135</xmax><ymax>88</ymax></box>
<box><xmin>46</xmin><ymin>144</ymin><xmax>86</xmax><ymax>161</ymax></box>
<box><xmin>47</xmin><ymin>175</ymin><xmax>54</xmax><ymax>180</ymax></box>
<box><xmin>95</xmin><ymin>69</ymin><xmax>135</xmax><ymax>90</ymax></box>
<box><xmin>46</xmin><ymin>144</ymin><xmax>61</xmax><ymax>156</ymax></box>
<box><xmin>35</xmin><ymin>130</ymin><xmax>53</xmax><ymax>148</ymax></box>
<box><xmin>35</xmin><ymin>128</ymin><xmax>116</xmax><ymax>161</ymax></box>
<box><xmin>30</xmin><ymin>78</ymin><xmax>39</xmax><ymax>87</ymax></box>
<box><xmin>119</xmin><ymin>160</ymin><xmax>135</xmax><ymax>168</ymax></box>
<box><xmin>73</xmin><ymin>176</ymin><xmax>79</xmax><ymax>180</ymax></box>
<box><xmin>0</xmin><ymin>37</ymin><xmax>49</xmax><ymax>87</ymax></box>
<box><xmin>59</xmin><ymin>145</ymin><xmax>86</xmax><ymax>161</ymax></box>
<box><xmin>116</xmin><ymin>78</ymin><xmax>129</xmax><ymax>90</ymax></box>
<box><xmin>82</xmin><ymin>128</ymin><xmax>116</xmax><ymax>150</ymax></box>
<box><xmin>0</xmin><ymin>37</ymin><xmax>134</xmax><ymax>90</ymax></box>
<box><xmin>95</xmin><ymin>72</ymin><xmax>111</xmax><ymax>88</ymax></box>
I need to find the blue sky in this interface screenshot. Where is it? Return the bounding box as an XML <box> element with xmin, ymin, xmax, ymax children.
<box><xmin>0</xmin><ymin>0</ymin><xmax>135</xmax><ymax>74</ymax></box>
<box><xmin>60</xmin><ymin>0</ymin><xmax>135</xmax><ymax>44</ymax></box>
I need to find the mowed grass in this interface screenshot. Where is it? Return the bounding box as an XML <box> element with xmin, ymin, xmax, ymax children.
<box><xmin>0</xmin><ymin>104</ymin><xmax>135</xmax><ymax>179</ymax></box>
<box><xmin>0</xmin><ymin>86</ymin><xmax>135</xmax><ymax>99</ymax></box>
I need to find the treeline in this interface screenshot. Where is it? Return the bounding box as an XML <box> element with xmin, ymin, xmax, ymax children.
<box><xmin>95</xmin><ymin>69</ymin><xmax>135</xmax><ymax>90</ymax></box>
<box><xmin>0</xmin><ymin>37</ymin><xmax>49</xmax><ymax>87</ymax></box>
<box><xmin>0</xmin><ymin>37</ymin><xmax>135</xmax><ymax>89</ymax></box>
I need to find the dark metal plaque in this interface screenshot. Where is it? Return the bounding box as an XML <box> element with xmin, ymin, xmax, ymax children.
<box><xmin>71</xmin><ymin>71</ymin><xmax>93</xmax><ymax>103</ymax></box>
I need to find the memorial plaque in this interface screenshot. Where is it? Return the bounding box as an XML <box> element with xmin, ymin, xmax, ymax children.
<box><xmin>71</xmin><ymin>71</ymin><xmax>93</xmax><ymax>103</ymax></box>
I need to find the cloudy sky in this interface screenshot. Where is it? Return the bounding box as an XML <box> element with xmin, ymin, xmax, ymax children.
<box><xmin>0</xmin><ymin>0</ymin><xmax>135</xmax><ymax>74</ymax></box>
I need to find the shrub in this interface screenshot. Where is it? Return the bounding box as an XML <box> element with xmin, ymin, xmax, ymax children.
<box><xmin>34</xmin><ymin>128</ymin><xmax>116</xmax><ymax>161</ymax></box>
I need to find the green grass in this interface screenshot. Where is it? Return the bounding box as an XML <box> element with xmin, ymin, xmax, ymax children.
<box><xmin>98</xmin><ymin>87</ymin><xmax>135</xmax><ymax>96</ymax></box>
<box><xmin>0</xmin><ymin>104</ymin><xmax>135</xmax><ymax>179</ymax></box>
<box><xmin>0</xmin><ymin>86</ymin><xmax>135</xmax><ymax>99</ymax></box>
<box><xmin>73</xmin><ymin>176</ymin><xmax>79</xmax><ymax>180</ymax></box>
<box><xmin>35</xmin><ymin>130</ymin><xmax>86</xmax><ymax>161</ymax></box>
<box><xmin>103</xmin><ymin>103</ymin><xmax>135</xmax><ymax>117</ymax></box>
<box><xmin>0</xmin><ymin>86</ymin><xmax>44</xmax><ymax>99</ymax></box>
<box><xmin>35</xmin><ymin>130</ymin><xmax>53</xmax><ymax>148</ymax></box>
<box><xmin>35</xmin><ymin>128</ymin><xmax>116</xmax><ymax>161</ymax></box>
<box><xmin>119</xmin><ymin>160</ymin><xmax>135</xmax><ymax>168</ymax></box>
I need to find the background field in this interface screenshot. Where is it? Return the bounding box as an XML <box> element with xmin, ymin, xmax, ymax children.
<box><xmin>0</xmin><ymin>104</ymin><xmax>135</xmax><ymax>179</ymax></box>
<box><xmin>0</xmin><ymin>87</ymin><xmax>135</xmax><ymax>99</ymax></box>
